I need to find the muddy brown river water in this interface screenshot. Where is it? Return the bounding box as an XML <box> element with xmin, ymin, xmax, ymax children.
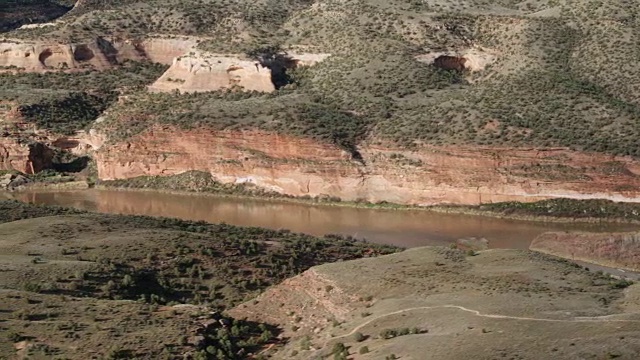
<box><xmin>4</xmin><ymin>189</ymin><xmax>639</xmax><ymax>250</ymax></box>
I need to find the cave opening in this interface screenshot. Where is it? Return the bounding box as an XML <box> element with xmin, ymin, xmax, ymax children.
<box><xmin>433</xmin><ymin>55</ymin><xmax>467</xmax><ymax>72</ymax></box>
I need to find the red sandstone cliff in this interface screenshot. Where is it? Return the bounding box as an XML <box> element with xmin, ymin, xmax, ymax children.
<box><xmin>93</xmin><ymin>126</ymin><xmax>640</xmax><ymax>205</ymax></box>
<box><xmin>0</xmin><ymin>136</ymin><xmax>52</xmax><ymax>174</ymax></box>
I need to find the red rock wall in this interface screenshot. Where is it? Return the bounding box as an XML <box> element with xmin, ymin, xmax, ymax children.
<box><xmin>94</xmin><ymin>126</ymin><xmax>640</xmax><ymax>205</ymax></box>
<box><xmin>0</xmin><ymin>137</ymin><xmax>52</xmax><ymax>174</ymax></box>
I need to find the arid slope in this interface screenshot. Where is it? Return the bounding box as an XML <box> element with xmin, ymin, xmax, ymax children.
<box><xmin>531</xmin><ymin>231</ymin><xmax>640</xmax><ymax>272</ymax></box>
<box><xmin>230</xmin><ymin>247</ymin><xmax>640</xmax><ymax>359</ymax></box>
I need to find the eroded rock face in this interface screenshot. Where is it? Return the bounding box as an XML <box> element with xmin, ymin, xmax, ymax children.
<box><xmin>0</xmin><ymin>36</ymin><xmax>197</xmax><ymax>72</ymax></box>
<box><xmin>0</xmin><ymin>37</ymin><xmax>330</xmax><ymax>94</ymax></box>
<box><xmin>136</xmin><ymin>37</ymin><xmax>199</xmax><ymax>65</ymax></box>
<box><xmin>0</xmin><ymin>39</ymin><xmax>119</xmax><ymax>71</ymax></box>
<box><xmin>94</xmin><ymin>126</ymin><xmax>640</xmax><ymax>205</ymax></box>
<box><xmin>287</xmin><ymin>53</ymin><xmax>332</xmax><ymax>67</ymax></box>
<box><xmin>147</xmin><ymin>51</ymin><xmax>333</xmax><ymax>93</ymax></box>
<box><xmin>148</xmin><ymin>52</ymin><xmax>275</xmax><ymax>93</ymax></box>
<box><xmin>0</xmin><ymin>138</ymin><xmax>53</xmax><ymax>174</ymax></box>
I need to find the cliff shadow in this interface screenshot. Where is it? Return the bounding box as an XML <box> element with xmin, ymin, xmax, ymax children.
<box><xmin>52</xmin><ymin>155</ymin><xmax>90</xmax><ymax>173</ymax></box>
<box><xmin>38</xmin><ymin>48</ymin><xmax>53</xmax><ymax>67</ymax></box>
<box><xmin>248</xmin><ymin>46</ymin><xmax>298</xmax><ymax>89</ymax></box>
<box><xmin>0</xmin><ymin>1</ymin><xmax>73</xmax><ymax>32</ymax></box>
<box><xmin>96</xmin><ymin>37</ymin><xmax>119</xmax><ymax>65</ymax></box>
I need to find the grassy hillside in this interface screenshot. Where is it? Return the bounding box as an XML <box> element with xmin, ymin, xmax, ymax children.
<box><xmin>0</xmin><ymin>200</ymin><xmax>398</xmax><ymax>308</ymax></box>
<box><xmin>230</xmin><ymin>246</ymin><xmax>640</xmax><ymax>359</ymax></box>
<box><xmin>57</xmin><ymin>0</ymin><xmax>638</xmax><ymax>158</ymax></box>
<box><xmin>2</xmin><ymin>0</ymin><xmax>640</xmax><ymax>157</ymax></box>
<box><xmin>0</xmin><ymin>0</ymin><xmax>73</xmax><ymax>32</ymax></box>
<box><xmin>1</xmin><ymin>61</ymin><xmax>167</xmax><ymax>134</ymax></box>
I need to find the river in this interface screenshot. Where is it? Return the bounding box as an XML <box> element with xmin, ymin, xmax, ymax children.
<box><xmin>3</xmin><ymin>189</ymin><xmax>639</xmax><ymax>250</ymax></box>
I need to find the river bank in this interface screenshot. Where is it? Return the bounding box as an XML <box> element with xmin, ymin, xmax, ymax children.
<box><xmin>4</xmin><ymin>188</ymin><xmax>639</xmax><ymax>250</ymax></box>
<box><xmin>94</xmin><ymin>183</ymin><xmax>640</xmax><ymax>225</ymax></box>
<box><xmin>7</xmin><ymin>168</ymin><xmax>640</xmax><ymax>225</ymax></box>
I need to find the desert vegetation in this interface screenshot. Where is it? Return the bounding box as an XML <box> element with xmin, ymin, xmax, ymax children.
<box><xmin>3</xmin><ymin>0</ymin><xmax>640</xmax><ymax>158</ymax></box>
<box><xmin>49</xmin><ymin>0</ymin><xmax>635</xmax><ymax>160</ymax></box>
<box><xmin>3</xmin><ymin>1</ymin><xmax>640</xmax><ymax>358</ymax></box>
<box><xmin>0</xmin><ymin>0</ymin><xmax>73</xmax><ymax>32</ymax></box>
<box><xmin>1</xmin><ymin>61</ymin><xmax>167</xmax><ymax>135</ymax></box>
<box><xmin>475</xmin><ymin>198</ymin><xmax>640</xmax><ymax>222</ymax></box>
<box><xmin>0</xmin><ymin>200</ymin><xmax>399</xmax><ymax>308</ymax></box>
<box><xmin>0</xmin><ymin>200</ymin><xmax>399</xmax><ymax>358</ymax></box>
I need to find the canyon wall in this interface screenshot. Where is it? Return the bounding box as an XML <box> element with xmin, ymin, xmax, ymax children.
<box><xmin>93</xmin><ymin>126</ymin><xmax>640</xmax><ymax>205</ymax></box>
<box><xmin>531</xmin><ymin>232</ymin><xmax>640</xmax><ymax>272</ymax></box>
<box><xmin>0</xmin><ymin>137</ymin><xmax>52</xmax><ymax>174</ymax></box>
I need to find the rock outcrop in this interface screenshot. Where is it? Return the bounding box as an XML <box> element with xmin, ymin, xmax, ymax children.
<box><xmin>287</xmin><ymin>53</ymin><xmax>332</xmax><ymax>67</ymax></box>
<box><xmin>148</xmin><ymin>52</ymin><xmax>275</xmax><ymax>93</ymax></box>
<box><xmin>148</xmin><ymin>51</ymin><xmax>332</xmax><ymax>93</ymax></box>
<box><xmin>0</xmin><ymin>173</ymin><xmax>31</xmax><ymax>190</ymax></box>
<box><xmin>0</xmin><ymin>40</ymin><xmax>113</xmax><ymax>71</ymax></box>
<box><xmin>0</xmin><ymin>36</ymin><xmax>198</xmax><ymax>72</ymax></box>
<box><xmin>136</xmin><ymin>37</ymin><xmax>199</xmax><ymax>65</ymax></box>
<box><xmin>93</xmin><ymin>126</ymin><xmax>640</xmax><ymax>205</ymax></box>
<box><xmin>1</xmin><ymin>36</ymin><xmax>329</xmax><ymax>93</ymax></box>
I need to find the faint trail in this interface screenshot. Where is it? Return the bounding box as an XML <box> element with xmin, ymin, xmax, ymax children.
<box><xmin>319</xmin><ymin>305</ymin><xmax>640</xmax><ymax>348</ymax></box>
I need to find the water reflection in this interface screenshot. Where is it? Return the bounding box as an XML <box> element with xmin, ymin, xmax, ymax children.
<box><xmin>7</xmin><ymin>189</ymin><xmax>638</xmax><ymax>249</ymax></box>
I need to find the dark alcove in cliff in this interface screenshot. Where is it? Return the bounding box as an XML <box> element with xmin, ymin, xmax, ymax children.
<box><xmin>38</xmin><ymin>48</ymin><xmax>53</xmax><ymax>67</ymax></box>
<box><xmin>52</xmin><ymin>155</ymin><xmax>91</xmax><ymax>173</ymax></box>
<box><xmin>27</xmin><ymin>143</ymin><xmax>54</xmax><ymax>174</ymax></box>
<box><xmin>248</xmin><ymin>46</ymin><xmax>298</xmax><ymax>89</ymax></box>
<box><xmin>73</xmin><ymin>45</ymin><xmax>95</xmax><ymax>62</ymax></box>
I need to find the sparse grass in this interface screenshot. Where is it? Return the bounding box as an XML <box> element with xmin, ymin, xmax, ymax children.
<box><xmin>0</xmin><ymin>200</ymin><xmax>400</xmax><ymax>309</ymax></box>
<box><xmin>0</xmin><ymin>199</ymin><xmax>400</xmax><ymax>358</ymax></box>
